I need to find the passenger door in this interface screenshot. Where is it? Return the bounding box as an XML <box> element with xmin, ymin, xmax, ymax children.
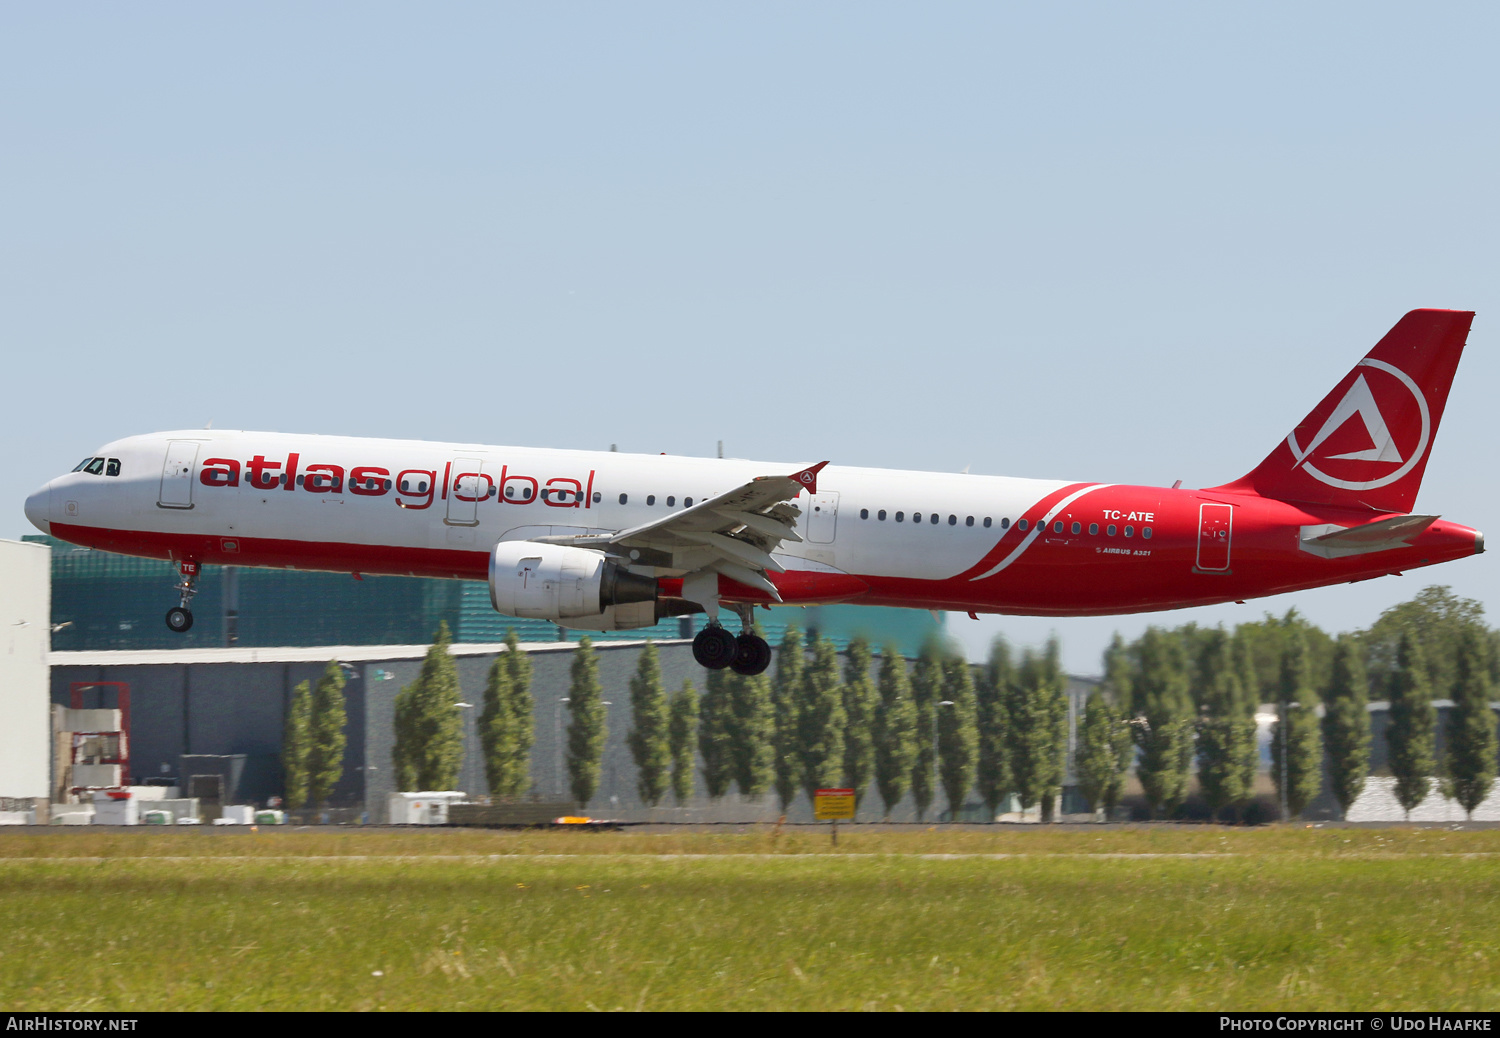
<box><xmin>158</xmin><ymin>441</ymin><xmax>199</xmax><ymax>509</ymax></box>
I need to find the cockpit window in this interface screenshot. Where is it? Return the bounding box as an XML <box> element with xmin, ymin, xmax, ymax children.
<box><xmin>105</xmin><ymin>458</ymin><xmax>121</xmax><ymax>477</ymax></box>
<box><xmin>83</xmin><ymin>458</ymin><xmax>106</xmax><ymax>475</ymax></box>
<box><xmin>73</xmin><ymin>458</ymin><xmax>95</xmax><ymax>472</ymax></box>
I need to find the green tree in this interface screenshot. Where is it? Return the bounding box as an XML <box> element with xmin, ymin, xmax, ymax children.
<box><xmin>1076</xmin><ymin>691</ymin><xmax>1131</xmax><ymax>819</ymax></box>
<box><xmin>1007</xmin><ymin>643</ymin><xmax>1067</xmax><ymax>818</ymax></box>
<box><xmin>565</xmin><ymin>636</ymin><xmax>607</xmax><ymax>809</ymax></box>
<box><xmin>728</xmin><ymin>626</ymin><xmax>775</xmax><ymax>797</ymax></box>
<box><xmin>1196</xmin><ymin>629</ymin><xmax>1255</xmax><ymax>822</ymax></box>
<box><xmin>668</xmin><ymin>679</ymin><xmax>698</xmax><ymax>804</ymax></box>
<box><xmin>1387</xmin><ymin>632</ymin><xmax>1437</xmax><ymax>819</ymax></box>
<box><xmin>1271</xmin><ymin>628</ymin><xmax>1323</xmax><ymax>818</ymax></box>
<box><xmin>626</xmin><ymin>641</ymin><xmax>671</xmax><ymax>807</ymax></box>
<box><xmin>698</xmin><ymin>667</ymin><xmax>735</xmax><ymax>800</ymax></box>
<box><xmin>1101</xmin><ymin>632</ymin><xmax>1133</xmax><ymax>709</ymax></box>
<box><xmin>909</xmin><ymin>637</ymin><xmax>944</xmax><ymax>820</ymax></box>
<box><xmin>872</xmin><ymin>645</ymin><xmax>917</xmax><ymax>818</ymax></box>
<box><xmin>1445</xmin><ymin>628</ymin><xmax>1498</xmax><ymax>820</ymax></box>
<box><xmin>479</xmin><ymin>632</ymin><xmax>535</xmax><ymax>798</ymax></box>
<box><xmin>975</xmin><ymin>637</ymin><xmax>1012</xmax><ymax>820</ymax></box>
<box><xmin>1130</xmin><ymin>627</ymin><xmax>1193</xmax><ymax>817</ymax></box>
<box><xmin>1364</xmin><ymin>586</ymin><xmax>1499</xmax><ymax>701</ymax></box>
<box><xmin>392</xmin><ymin>622</ymin><xmax>464</xmax><ymax>791</ymax></box>
<box><xmin>937</xmin><ymin>653</ymin><xmax>979</xmax><ymax>820</ymax></box>
<box><xmin>771</xmin><ymin>626</ymin><xmax>804</xmax><ymax>811</ymax></box>
<box><xmin>282</xmin><ymin>679</ymin><xmax>312</xmax><ymax>810</ymax></box>
<box><xmin>307</xmin><ymin>661</ymin><xmax>348</xmax><ymax>806</ymax></box>
<box><xmin>1322</xmin><ymin>636</ymin><xmax>1372</xmax><ymax>819</ymax></box>
<box><xmin>841</xmin><ymin>637</ymin><xmax>877</xmax><ymax>811</ymax></box>
<box><xmin>797</xmin><ymin>633</ymin><xmax>847</xmax><ymax>800</ymax></box>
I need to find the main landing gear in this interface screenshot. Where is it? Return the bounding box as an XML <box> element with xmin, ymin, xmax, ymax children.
<box><xmin>165</xmin><ymin>560</ymin><xmax>199</xmax><ymax>634</ymax></box>
<box><xmin>691</xmin><ymin>605</ymin><xmax>772</xmax><ymax>676</ymax></box>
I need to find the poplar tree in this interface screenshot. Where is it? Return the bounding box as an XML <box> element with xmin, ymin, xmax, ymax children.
<box><xmin>392</xmin><ymin>622</ymin><xmax>464</xmax><ymax>791</ymax></box>
<box><xmin>1197</xmin><ymin>630</ymin><xmax>1254</xmax><ymax>822</ymax></box>
<box><xmin>1445</xmin><ymin>628</ymin><xmax>1497</xmax><ymax>820</ymax></box>
<box><xmin>872</xmin><ymin>644</ymin><xmax>917</xmax><ymax>818</ymax></box>
<box><xmin>669</xmin><ymin>678</ymin><xmax>698</xmax><ymax>804</ymax></box>
<box><xmin>797</xmin><ymin>633</ymin><xmax>846</xmax><ymax>800</ymax></box>
<box><xmin>1387</xmin><ymin>632</ymin><xmax>1436</xmax><ymax>819</ymax></box>
<box><xmin>1008</xmin><ymin>644</ymin><xmax>1066</xmax><ymax>817</ymax></box>
<box><xmin>1101</xmin><ymin>633</ymin><xmax>1133</xmax><ymax>713</ymax></box>
<box><xmin>771</xmin><ymin>626</ymin><xmax>804</xmax><ymax>811</ymax></box>
<box><xmin>282</xmin><ymin>679</ymin><xmax>312</xmax><ymax>810</ymax></box>
<box><xmin>1076</xmin><ymin>691</ymin><xmax>1131</xmax><ymax>819</ymax></box>
<box><xmin>1270</xmin><ymin>628</ymin><xmax>1323</xmax><ymax>818</ymax></box>
<box><xmin>627</xmin><ymin>642</ymin><xmax>671</xmax><ymax>807</ymax></box>
<box><xmin>479</xmin><ymin>632</ymin><xmax>535</xmax><ymax>798</ymax></box>
<box><xmin>909</xmin><ymin>638</ymin><xmax>944</xmax><ymax>820</ymax></box>
<box><xmin>1130</xmin><ymin>627</ymin><xmax>1193</xmax><ymax>817</ymax></box>
<box><xmin>307</xmin><ymin>661</ymin><xmax>348</xmax><ymax>806</ymax></box>
<box><xmin>937</xmin><ymin>653</ymin><xmax>979</xmax><ymax>819</ymax></box>
<box><xmin>975</xmin><ymin>637</ymin><xmax>1012</xmax><ymax>820</ymax></box>
<box><xmin>565</xmin><ymin>636</ymin><xmax>606</xmax><ymax>809</ymax></box>
<box><xmin>697</xmin><ymin>666</ymin><xmax>735</xmax><ymax>800</ymax></box>
<box><xmin>842</xmin><ymin>637</ymin><xmax>877</xmax><ymax>810</ymax></box>
<box><xmin>1322</xmin><ymin>636</ymin><xmax>1372</xmax><ymax>819</ymax></box>
<box><xmin>728</xmin><ymin>625</ymin><xmax>775</xmax><ymax>798</ymax></box>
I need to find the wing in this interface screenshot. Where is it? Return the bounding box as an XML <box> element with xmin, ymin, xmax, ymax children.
<box><xmin>534</xmin><ymin>461</ymin><xmax>829</xmax><ymax>601</ymax></box>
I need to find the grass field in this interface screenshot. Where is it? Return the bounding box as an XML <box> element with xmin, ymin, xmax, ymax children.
<box><xmin>2</xmin><ymin>825</ymin><xmax>1499</xmax><ymax>1011</ymax></box>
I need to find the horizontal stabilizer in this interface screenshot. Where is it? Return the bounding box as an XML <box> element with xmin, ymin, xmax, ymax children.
<box><xmin>1299</xmin><ymin>514</ymin><xmax>1439</xmax><ymax>559</ymax></box>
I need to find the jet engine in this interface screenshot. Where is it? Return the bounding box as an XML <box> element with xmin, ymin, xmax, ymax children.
<box><xmin>489</xmin><ymin>541</ymin><xmax>658</xmax><ymax>626</ymax></box>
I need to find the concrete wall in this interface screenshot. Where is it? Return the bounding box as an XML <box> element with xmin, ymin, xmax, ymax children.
<box><xmin>0</xmin><ymin>539</ymin><xmax>51</xmax><ymax>798</ymax></box>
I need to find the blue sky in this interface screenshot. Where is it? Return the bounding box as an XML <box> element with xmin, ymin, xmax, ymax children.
<box><xmin>4</xmin><ymin>3</ymin><xmax>1497</xmax><ymax>672</ymax></box>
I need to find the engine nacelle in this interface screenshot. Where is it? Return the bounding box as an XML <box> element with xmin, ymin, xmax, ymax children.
<box><xmin>489</xmin><ymin>541</ymin><xmax>657</xmax><ymax>622</ymax></box>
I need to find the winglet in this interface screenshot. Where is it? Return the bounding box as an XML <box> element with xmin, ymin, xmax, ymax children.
<box><xmin>790</xmin><ymin>461</ymin><xmax>830</xmax><ymax>494</ymax></box>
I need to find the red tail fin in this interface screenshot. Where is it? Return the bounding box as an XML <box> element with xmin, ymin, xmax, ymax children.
<box><xmin>1209</xmin><ymin>309</ymin><xmax>1472</xmax><ymax>513</ymax></box>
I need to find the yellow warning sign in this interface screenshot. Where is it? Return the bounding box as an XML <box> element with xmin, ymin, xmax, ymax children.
<box><xmin>814</xmin><ymin>788</ymin><xmax>856</xmax><ymax>820</ymax></box>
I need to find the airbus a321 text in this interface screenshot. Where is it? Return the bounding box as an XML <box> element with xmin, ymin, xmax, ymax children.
<box><xmin>25</xmin><ymin>309</ymin><xmax>1484</xmax><ymax>675</ymax></box>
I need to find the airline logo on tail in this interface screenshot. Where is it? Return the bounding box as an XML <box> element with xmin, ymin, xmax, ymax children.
<box><xmin>1288</xmin><ymin>358</ymin><xmax>1431</xmax><ymax>493</ymax></box>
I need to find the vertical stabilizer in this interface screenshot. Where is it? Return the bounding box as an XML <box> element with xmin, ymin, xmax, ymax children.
<box><xmin>1208</xmin><ymin>309</ymin><xmax>1472</xmax><ymax>513</ymax></box>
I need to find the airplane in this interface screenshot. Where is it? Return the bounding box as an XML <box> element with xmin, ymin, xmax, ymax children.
<box><xmin>24</xmin><ymin>309</ymin><xmax>1483</xmax><ymax>676</ymax></box>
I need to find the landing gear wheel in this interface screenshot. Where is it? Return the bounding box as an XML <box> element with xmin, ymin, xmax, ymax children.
<box><xmin>165</xmin><ymin>606</ymin><xmax>194</xmax><ymax>633</ymax></box>
<box><xmin>730</xmin><ymin>633</ymin><xmax>772</xmax><ymax>676</ymax></box>
<box><xmin>692</xmin><ymin>625</ymin><xmax>738</xmax><ymax>669</ymax></box>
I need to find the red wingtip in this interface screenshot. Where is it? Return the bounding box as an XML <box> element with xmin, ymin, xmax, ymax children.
<box><xmin>790</xmin><ymin>461</ymin><xmax>830</xmax><ymax>494</ymax></box>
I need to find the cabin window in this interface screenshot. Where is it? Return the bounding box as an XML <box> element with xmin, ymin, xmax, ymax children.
<box><xmin>647</xmin><ymin>495</ymin><xmax>656</xmax><ymax>505</ymax></box>
<box><xmin>931</xmin><ymin>514</ymin><xmax>939</xmax><ymax>525</ymax></box>
<box><xmin>1143</xmin><ymin>527</ymin><xmax>1153</xmax><ymax>539</ymax></box>
<box><xmin>878</xmin><ymin>510</ymin><xmax>887</xmax><ymax>521</ymax></box>
<box><xmin>1107</xmin><ymin>524</ymin><xmax>1117</xmax><ymax>536</ymax></box>
<box><xmin>895</xmin><ymin>511</ymin><xmax>905</xmax><ymax>523</ymax></box>
<box><xmin>965</xmin><ymin>516</ymin><xmax>974</xmax><ymax>527</ymax></box>
<box><xmin>619</xmin><ymin>493</ymin><xmax>628</xmax><ymax>505</ymax></box>
<box><xmin>592</xmin><ymin>492</ymin><xmax>602</xmax><ymax>503</ymax></box>
<box><xmin>1018</xmin><ymin>519</ymin><xmax>1029</xmax><ymax>531</ymax></box>
<box><xmin>1124</xmin><ymin>525</ymin><xmax>1134</xmax><ymax>538</ymax></box>
<box><xmin>1089</xmin><ymin>523</ymin><xmax>1098</xmax><ymax>535</ymax></box>
<box><xmin>948</xmin><ymin>515</ymin><xmax>957</xmax><ymax>526</ymax></box>
<box><xmin>666</xmin><ymin>496</ymin><xmax>676</xmax><ymax>507</ymax></box>
<box><xmin>296</xmin><ymin>475</ymin><xmax>305</xmax><ymax>486</ymax></box>
<box><xmin>685</xmin><ymin>497</ymin><xmax>694</xmax><ymax>507</ymax></box>
<box><xmin>860</xmin><ymin>508</ymin><xmax>869</xmax><ymax>519</ymax></box>
<box><xmin>1071</xmin><ymin>521</ymin><xmax>1081</xmax><ymax>534</ymax></box>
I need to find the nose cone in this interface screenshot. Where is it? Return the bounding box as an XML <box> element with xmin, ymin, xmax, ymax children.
<box><xmin>24</xmin><ymin>482</ymin><xmax>51</xmax><ymax>534</ymax></box>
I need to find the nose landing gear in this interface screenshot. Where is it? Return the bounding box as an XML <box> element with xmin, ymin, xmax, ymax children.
<box><xmin>165</xmin><ymin>560</ymin><xmax>199</xmax><ymax>634</ymax></box>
